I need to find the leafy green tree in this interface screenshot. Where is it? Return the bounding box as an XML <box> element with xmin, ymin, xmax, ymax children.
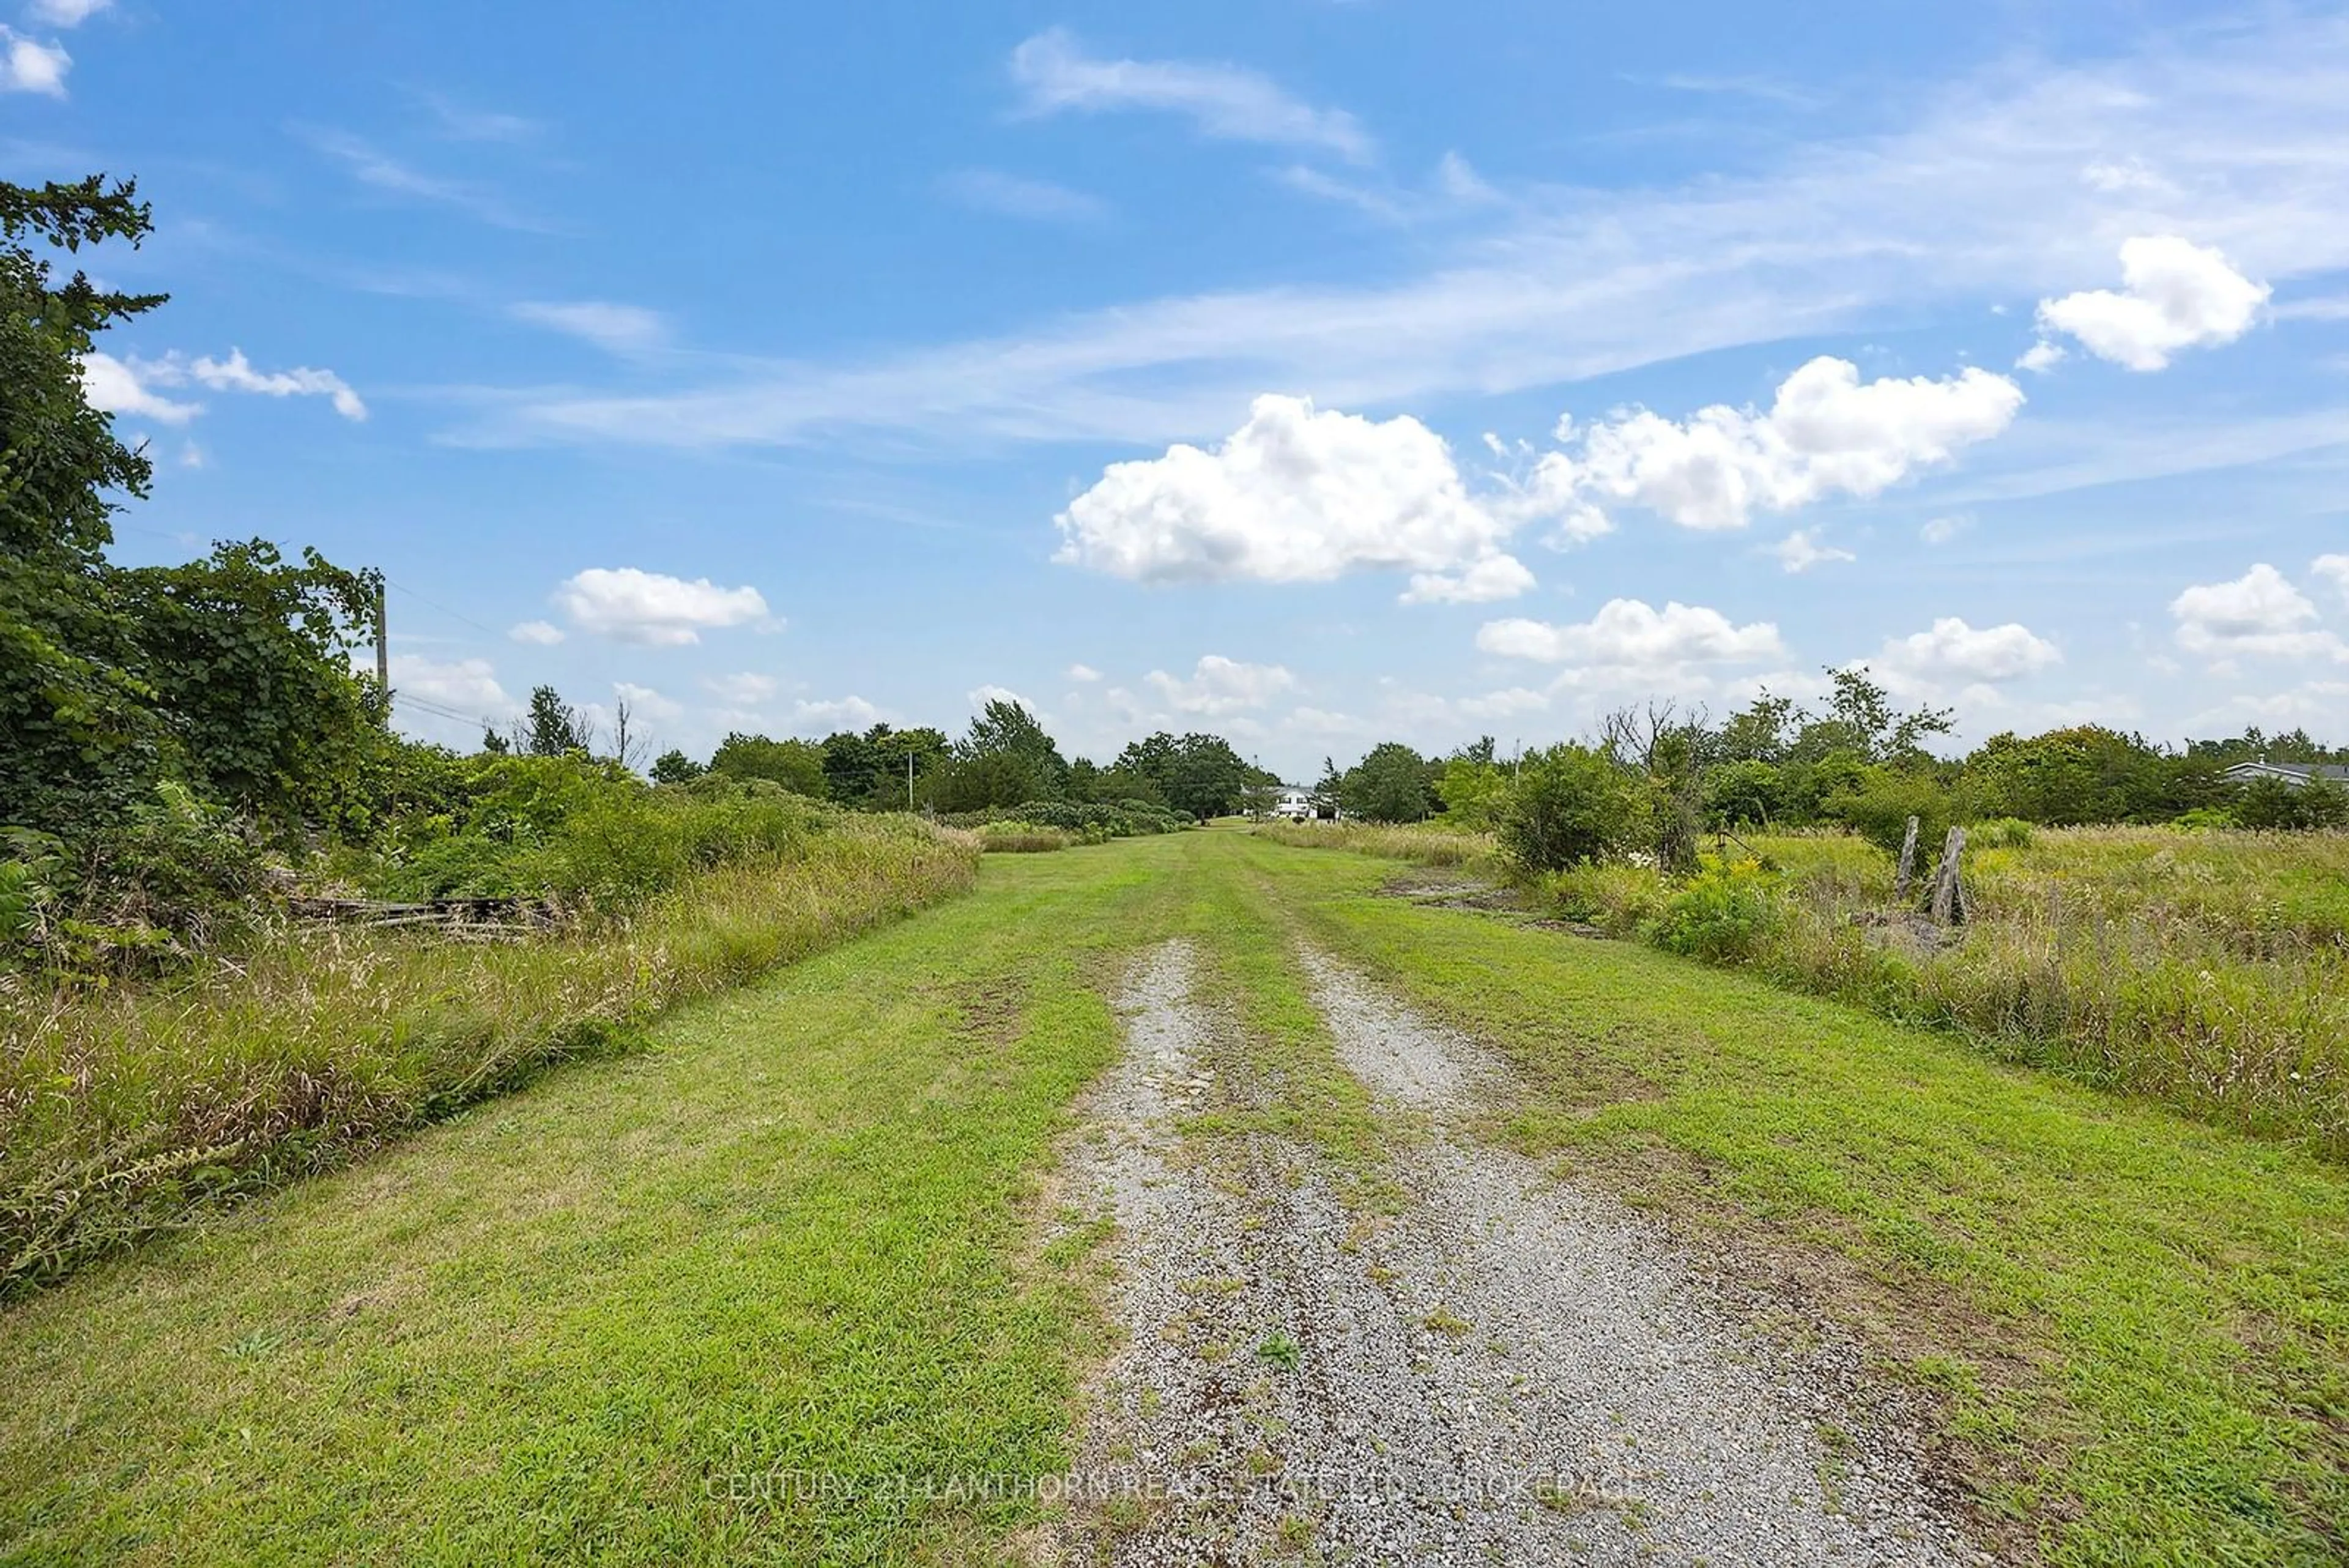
<box><xmin>1703</xmin><ymin>759</ymin><xmax>1783</xmax><ymax>828</ymax></box>
<box><xmin>1341</xmin><ymin>742</ymin><xmax>1438</xmax><ymax>823</ymax></box>
<box><xmin>1498</xmin><ymin>745</ymin><xmax>1648</xmax><ymax>872</ymax></box>
<box><xmin>520</xmin><ymin>686</ymin><xmax>594</xmax><ymax>757</ymax></box>
<box><xmin>1</xmin><ymin>175</ymin><xmax>174</xmax><ymax>833</ymax></box>
<box><xmin>112</xmin><ymin>540</ymin><xmax>382</xmax><ymax>830</ymax></box>
<box><xmin>648</xmin><ymin>748</ymin><xmax>702</xmax><ymax>784</ymax></box>
<box><xmin>479</xmin><ymin>726</ymin><xmax>512</xmax><ymax>755</ymax></box>
<box><xmin>935</xmin><ymin>699</ymin><xmax>1067</xmax><ymax>810</ymax></box>
<box><xmin>2233</xmin><ymin>776</ymin><xmax>2349</xmax><ymax>831</ymax></box>
<box><xmin>1434</xmin><ymin>756</ymin><xmax>1510</xmax><ymax>831</ymax></box>
<box><xmin>708</xmin><ymin>732</ymin><xmax>827</xmax><ymax>798</ymax></box>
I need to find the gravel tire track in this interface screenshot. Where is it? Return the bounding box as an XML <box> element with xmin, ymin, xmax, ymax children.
<box><xmin>1053</xmin><ymin>938</ymin><xmax>1980</xmax><ymax>1567</ymax></box>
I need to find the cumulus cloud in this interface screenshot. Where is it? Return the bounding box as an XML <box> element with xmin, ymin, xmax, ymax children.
<box><xmin>1477</xmin><ymin>599</ymin><xmax>1786</xmax><ymax>675</ymax></box>
<box><xmin>104</xmin><ymin>349</ymin><xmax>368</xmax><ymax>422</ymax></box>
<box><xmin>702</xmin><ymin>671</ymin><xmax>780</xmax><ymax>707</ymax></box>
<box><xmin>1403</xmin><ymin>554</ymin><xmax>1538</xmax><ymax>605</ymax></box>
<box><xmin>1143</xmin><ymin>655</ymin><xmax>1296</xmax><ymax>716</ymax></box>
<box><xmin>789</xmin><ymin>696</ymin><xmax>885</xmax><ymax>734</ymax></box>
<box><xmin>2032</xmin><ymin>236</ymin><xmax>2269</xmax><ymax>371</ymax></box>
<box><xmin>1769</xmin><ymin>528</ymin><xmax>1855</xmax><ymax>573</ymax></box>
<box><xmin>1556</xmin><ymin>356</ymin><xmax>2024</xmax><ymax>531</ymax></box>
<box><xmin>508</xmin><ymin>620</ymin><xmax>565</xmax><ymax>645</ymax></box>
<box><xmin>1056</xmin><ymin>393</ymin><xmax>1530</xmax><ymax>603</ymax></box>
<box><xmin>511</xmin><ymin>300</ymin><xmax>668</xmax><ymax>354</ymax></box>
<box><xmin>1066</xmin><ymin>663</ymin><xmax>1104</xmax><ymax>682</ymax></box>
<box><xmin>2312</xmin><ymin>554</ymin><xmax>2349</xmax><ymax>606</ymax></box>
<box><xmin>1876</xmin><ymin>617</ymin><xmax>2061</xmax><ymax>682</ymax></box>
<box><xmin>554</xmin><ymin>567</ymin><xmax>772</xmax><ymax>645</ymax></box>
<box><xmin>79</xmin><ymin>352</ymin><xmax>201</xmax><ymax>425</ymax></box>
<box><xmin>1010</xmin><ymin>27</ymin><xmax>1371</xmax><ymax>162</ymax></box>
<box><xmin>389</xmin><ymin>654</ymin><xmax>513</xmax><ymax>718</ymax></box>
<box><xmin>968</xmin><ymin>683</ymin><xmax>1034</xmax><ymax>714</ymax></box>
<box><xmin>0</xmin><ymin>28</ymin><xmax>68</xmax><ymax>95</ymax></box>
<box><xmin>2170</xmin><ymin>563</ymin><xmax>2348</xmax><ymax>663</ymax></box>
<box><xmin>612</xmin><ymin>682</ymin><xmax>682</xmax><ymax>723</ymax></box>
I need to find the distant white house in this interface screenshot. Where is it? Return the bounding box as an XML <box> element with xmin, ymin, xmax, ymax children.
<box><xmin>2221</xmin><ymin>760</ymin><xmax>2349</xmax><ymax>789</ymax></box>
<box><xmin>1268</xmin><ymin>785</ymin><xmax>1343</xmax><ymax>822</ymax></box>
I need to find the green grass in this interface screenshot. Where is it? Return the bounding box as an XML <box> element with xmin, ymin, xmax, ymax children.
<box><xmin>1</xmin><ymin>814</ymin><xmax>977</xmax><ymax>1299</ymax></box>
<box><xmin>6</xmin><ymin>828</ymin><xmax>2345</xmax><ymax>1564</ymax></box>
<box><xmin>0</xmin><ymin>838</ymin><xmax>1208</xmax><ymax>1565</ymax></box>
<box><xmin>1228</xmin><ymin>834</ymin><xmax>2349</xmax><ymax>1566</ymax></box>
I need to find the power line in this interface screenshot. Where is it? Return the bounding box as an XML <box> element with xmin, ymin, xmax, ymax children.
<box><xmin>384</xmin><ymin>576</ymin><xmax>510</xmax><ymax>642</ymax></box>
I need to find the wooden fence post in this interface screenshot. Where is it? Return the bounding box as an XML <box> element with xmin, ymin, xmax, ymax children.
<box><xmin>1929</xmin><ymin>826</ymin><xmax>1969</xmax><ymax>926</ymax></box>
<box><xmin>1895</xmin><ymin>815</ymin><xmax>1921</xmax><ymax>901</ymax></box>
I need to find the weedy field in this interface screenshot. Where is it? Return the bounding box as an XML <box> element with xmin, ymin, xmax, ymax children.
<box><xmin>1265</xmin><ymin>819</ymin><xmax>2349</xmax><ymax>1161</ymax></box>
<box><xmin>0</xmin><ymin>809</ymin><xmax>974</xmax><ymax>1299</ymax></box>
<box><xmin>2</xmin><ymin>829</ymin><xmax>2343</xmax><ymax>1566</ymax></box>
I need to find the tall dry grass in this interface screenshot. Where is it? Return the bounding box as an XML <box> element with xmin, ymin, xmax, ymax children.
<box><xmin>0</xmin><ymin>814</ymin><xmax>976</xmax><ymax>1298</ymax></box>
<box><xmin>1252</xmin><ymin>819</ymin><xmax>1501</xmax><ymax>873</ymax></box>
<box><xmin>1263</xmin><ymin>818</ymin><xmax>2349</xmax><ymax>1161</ymax></box>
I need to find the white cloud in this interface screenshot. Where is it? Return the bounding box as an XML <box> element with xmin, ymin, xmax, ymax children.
<box><xmin>1920</xmin><ymin>515</ymin><xmax>1970</xmax><ymax>545</ymax></box>
<box><xmin>2312</xmin><ymin>554</ymin><xmax>2349</xmax><ymax>606</ymax></box>
<box><xmin>472</xmin><ymin>20</ymin><xmax>2349</xmax><ymax>455</ymax></box>
<box><xmin>1066</xmin><ymin>663</ymin><xmax>1104</xmax><ymax>682</ymax></box>
<box><xmin>300</xmin><ymin>126</ymin><xmax>542</xmax><ymax>231</ymax></box>
<box><xmin>2015</xmin><ymin>340</ymin><xmax>2066</xmax><ymax>373</ymax></box>
<box><xmin>612</xmin><ymin>682</ymin><xmax>682</xmax><ymax>723</ymax></box>
<box><xmin>176</xmin><ymin>440</ymin><xmax>205</xmax><ymax>469</ymax></box>
<box><xmin>28</xmin><ymin>0</ymin><xmax>108</xmax><ymax>24</ymax></box>
<box><xmin>1009</xmin><ymin>27</ymin><xmax>1371</xmax><ymax>162</ymax></box>
<box><xmin>511</xmin><ymin>300</ymin><xmax>668</xmax><ymax>353</ymax></box>
<box><xmin>1477</xmin><ymin>599</ymin><xmax>1787</xmax><ymax>674</ymax></box>
<box><xmin>702</xmin><ymin>671</ymin><xmax>780</xmax><ymax>707</ymax></box>
<box><xmin>789</xmin><ymin>696</ymin><xmax>884</xmax><ymax>735</ymax></box>
<box><xmin>553</xmin><ymin>567</ymin><xmax>772</xmax><ymax>646</ymax></box>
<box><xmin>0</xmin><ymin>28</ymin><xmax>68</xmax><ymax>95</ymax></box>
<box><xmin>176</xmin><ymin>349</ymin><xmax>366</xmax><ymax>420</ymax></box>
<box><xmin>1055</xmin><ymin>393</ymin><xmax>1530</xmax><ymax>603</ymax></box>
<box><xmin>2032</xmin><ymin>236</ymin><xmax>2269</xmax><ymax>371</ymax></box>
<box><xmin>941</xmin><ymin>169</ymin><xmax>1108</xmax><ymax>224</ymax></box>
<box><xmin>2170</xmin><ymin>563</ymin><xmax>2349</xmax><ymax>663</ymax></box>
<box><xmin>1769</xmin><ymin>527</ymin><xmax>1855</xmax><ymax>573</ymax></box>
<box><xmin>78</xmin><ymin>352</ymin><xmax>201</xmax><ymax>425</ymax></box>
<box><xmin>1402</xmin><ymin>554</ymin><xmax>1538</xmax><ymax>605</ymax></box>
<box><xmin>1560</xmin><ymin>357</ymin><xmax>2024</xmax><ymax>530</ymax></box>
<box><xmin>1876</xmin><ymin>617</ymin><xmax>2061</xmax><ymax>683</ymax></box>
<box><xmin>389</xmin><ymin>654</ymin><xmax>514</xmax><ymax>718</ymax></box>
<box><xmin>967</xmin><ymin>684</ymin><xmax>1033</xmax><ymax>714</ymax></box>
<box><xmin>508</xmin><ymin>620</ymin><xmax>565</xmax><ymax>645</ymax></box>
<box><xmin>1457</xmin><ymin>686</ymin><xmax>1551</xmax><ymax>719</ymax></box>
<box><xmin>1143</xmin><ymin>655</ymin><xmax>1296</xmax><ymax>716</ymax></box>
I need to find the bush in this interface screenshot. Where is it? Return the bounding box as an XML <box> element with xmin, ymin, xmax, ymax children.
<box><xmin>1833</xmin><ymin>773</ymin><xmax>1953</xmax><ymax>860</ymax></box>
<box><xmin>2233</xmin><ymin>776</ymin><xmax>2349</xmax><ymax>832</ymax></box>
<box><xmin>1973</xmin><ymin>816</ymin><xmax>2036</xmax><ymax>849</ymax></box>
<box><xmin>1497</xmin><ymin>745</ymin><xmax>1648</xmax><ymax>874</ymax></box>
<box><xmin>1646</xmin><ymin>860</ymin><xmax>1781</xmax><ymax>962</ymax></box>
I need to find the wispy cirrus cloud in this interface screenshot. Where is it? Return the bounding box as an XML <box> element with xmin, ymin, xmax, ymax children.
<box><xmin>1009</xmin><ymin>26</ymin><xmax>1373</xmax><ymax>163</ymax></box>
<box><xmin>459</xmin><ymin>16</ymin><xmax>2349</xmax><ymax>455</ymax></box>
<box><xmin>940</xmin><ymin>168</ymin><xmax>1108</xmax><ymax>224</ymax></box>
<box><xmin>298</xmin><ymin>125</ymin><xmax>550</xmax><ymax>231</ymax></box>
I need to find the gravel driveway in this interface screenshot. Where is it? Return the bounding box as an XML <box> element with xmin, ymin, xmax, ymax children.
<box><xmin>1052</xmin><ymin>938</ymin><xmax>1981</xmax><ymax>1566</ymax></box>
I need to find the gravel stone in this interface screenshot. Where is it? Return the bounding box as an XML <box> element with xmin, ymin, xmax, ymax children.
<box><xmin>1052</xmin><ymin>938</ymin><xmax>1981</xmax><ymax>1567</ymax></box>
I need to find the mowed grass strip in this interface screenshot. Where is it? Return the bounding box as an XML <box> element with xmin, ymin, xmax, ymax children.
<box><xmin>1233</xmin><ymin>835</ymin><xmax>2349</xmax><ymax>1568</ymax></box>
<box><xmin>0</xmin><ymin>838</ymin><xmax>1192</xmax><ymax>1566</ymax></box>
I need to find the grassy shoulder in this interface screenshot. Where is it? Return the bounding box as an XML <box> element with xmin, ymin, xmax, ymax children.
<box><xmin>1233</xmin><ymin>833</ymin><xmax>2349</xmax><ymax>1567</ymax></box>
<box><xmin>1</xmin><ymin>811</ymin><xmax>977</xmax><ymax>1301</ymax></box>
<box><xmin>0</xmin><ymin>836</ymin><xmax>1199</xmax><ymax>1566</ymax></box>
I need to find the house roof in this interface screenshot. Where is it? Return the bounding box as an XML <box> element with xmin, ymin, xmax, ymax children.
<box><xmin>2222</xmin><ymin>760</ymin><xmax>2349</xmax><ymax>782</ymax></box>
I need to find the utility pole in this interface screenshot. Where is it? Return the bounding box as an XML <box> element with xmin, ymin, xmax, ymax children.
<box><xmin>374</xmin><ymin>578</ymin><xmax>390</xmax><ymax>703</ymax></box>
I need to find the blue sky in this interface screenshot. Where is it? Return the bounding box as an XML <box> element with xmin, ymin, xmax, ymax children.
<box><xmin>12</xmin><ymin>1</ymin><xmax>2348</xmax><ymax>778</ymax></box>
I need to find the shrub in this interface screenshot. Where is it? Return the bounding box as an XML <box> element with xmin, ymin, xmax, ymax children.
<box><xmin>1833</xmin><ymin>773</ymin><xmax>1953</xmax><ymax>860</ymax></box>
<box><xmin>1497</xmin><ymin>745</ymin><xmax>1649</xmax><ymax>874</ymax></box>
<box><xmin>1646</xmin><ymin>860</ymin><xmax>1781</xmax><ymax>962</ymax></box>
<box><xmin>1973</xmin><ymin>816</ymin><xmax>2036</xmax><ymax>849</ymax></box>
